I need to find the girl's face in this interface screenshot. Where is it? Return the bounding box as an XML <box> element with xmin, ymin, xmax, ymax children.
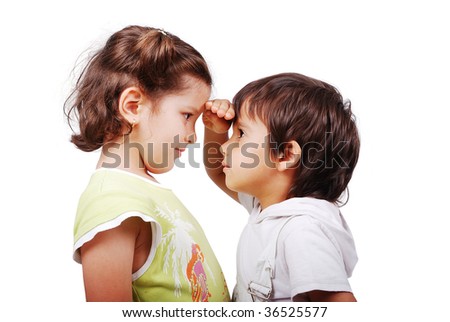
<box><xmin>221</xmin><ymin>106</ymin><xmax>279</xmax><ymax>199</ymax></box>
<box><xmin>135</xmin><ymin>76</ymin><xmax>210</xmax><ymax>174</ymax></box>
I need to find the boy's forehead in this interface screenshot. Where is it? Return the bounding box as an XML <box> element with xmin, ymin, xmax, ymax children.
<box><xmin>236</xmin><ymin>101</ymin><xmax>267</xmax><ymax>125</ymax></box>
<box><xmin>233</xmin><ymin>107</ymin><xmax>250</xmax><ymax>126</ymax></box>
<box><xmin>235</xmin><ymin>101</ymin><xmax>252</xmax><ymax>121</ymax></box>
<box><xmin>233</xmin><ymin>107</ymin><xmax>269</xmax><ymax>133</ymax></box>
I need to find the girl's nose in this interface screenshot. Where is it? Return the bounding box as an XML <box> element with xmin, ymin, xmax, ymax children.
<box><xmin>185</xmin><ymin>132</ymin><xmax>197</xmax><ymax>144</ymax></box>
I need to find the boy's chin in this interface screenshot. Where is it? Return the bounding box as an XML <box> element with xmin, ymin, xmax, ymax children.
<box><xmin>146</xmin><ymin>163</ymin><xmax>174</xmax><ymax>175</ymax></box>
<box><xmin>224</xmin><ymin>180</ymin><xmax>243</xmax><ymax>194</ymax></box>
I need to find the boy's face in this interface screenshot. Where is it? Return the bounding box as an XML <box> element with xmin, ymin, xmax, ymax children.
<box><xmin>220</xmin><ymin>105</ymin><xmax>278</xmax><ymax>198</ymax></box>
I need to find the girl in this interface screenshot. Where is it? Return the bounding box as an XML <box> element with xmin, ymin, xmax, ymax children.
<box><xmin>65</xmin><ymin>25</ymin><xmax>230</xmax><ymax>302</ymax></box>
<box><xmin>203</xmin><ymin>73</ymin><xmax>359</xmax><ymax>302</ymax></box>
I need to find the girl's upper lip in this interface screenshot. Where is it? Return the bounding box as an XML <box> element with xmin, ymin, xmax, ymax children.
<box><xmin>222</xmin><ymin>161</ymin><xmax>229</xmax><ymax>168</ymax></box>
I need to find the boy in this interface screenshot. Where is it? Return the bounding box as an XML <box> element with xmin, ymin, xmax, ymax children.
<box><xmin>203</xmin><ymin>73</ymin><xmax>359</xmax><ymax>301</ymax></box>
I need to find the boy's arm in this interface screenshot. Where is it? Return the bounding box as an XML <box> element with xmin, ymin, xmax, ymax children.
<box><xmin>203</xmin><ymin>100</ymin><xmax>239</xmax><ymax>202</ymax></box>
<box><xmin>294</xmin><ymin>290</ymin><xmax>357</xmax><ymax>302</ymax></box>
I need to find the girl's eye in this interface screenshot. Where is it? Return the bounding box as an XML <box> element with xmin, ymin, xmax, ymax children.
<box><xmin>184</xmin><ymin>113</ymin><xmax>193</xmax><ymax>120</ymax></box>
<box><xmin>238</xmin><ymin>129</ymin><xmax>244</xmax><ymax>138</ymax></box>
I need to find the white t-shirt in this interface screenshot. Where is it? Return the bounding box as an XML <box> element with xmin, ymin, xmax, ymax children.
<box><xmin>234</xmin><ymin>194</ymin><xmax>358</xmax><ymax>302</ymax></box>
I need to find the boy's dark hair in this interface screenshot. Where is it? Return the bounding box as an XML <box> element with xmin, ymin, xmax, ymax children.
<box><xmin>233</xmin><ymin>72</ymin><xmax>360</xmax><ymax>204</ymax></box>
<box><xmin>64</xmin><ymin>25</ymin><xmax>212</xmax><ymax>152</ymax></box>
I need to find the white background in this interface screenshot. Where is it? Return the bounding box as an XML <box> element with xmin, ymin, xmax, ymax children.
<box><xmin>1</xmin><ymin>0</ymin><xmax>449</xmax><ymax>320</ymax></box>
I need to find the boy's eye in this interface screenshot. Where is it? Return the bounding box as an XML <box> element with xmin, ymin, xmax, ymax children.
<box><xmin>238</xmin><ymin>129</ymin><xmax>244</xmax><ymax>138</ymax></box>
<box><xmin>184</xmin><ymin>113</ymin><xmax>193</xmax><ymax>120</ymax></box>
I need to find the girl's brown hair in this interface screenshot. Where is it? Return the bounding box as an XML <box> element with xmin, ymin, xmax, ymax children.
<box><xmin>64</xmin><ymin>25</ymin><xmax>212</xmax><ymax>152</ymax></box>
<box><xmin>233</xmin><ymin>73</ymin><xmax>360</xmax><ymax>204</ymax></box>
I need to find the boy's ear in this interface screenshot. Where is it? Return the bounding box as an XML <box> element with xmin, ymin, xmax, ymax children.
<box><xmin>118</xmin><ymin>86</ymin><xmax>147</xmax><ymax>124</ymax></box>
<box><xmin>276</xmin><ymin>140</ymin><xmax>301</xmax><ymax>171</ymax></box>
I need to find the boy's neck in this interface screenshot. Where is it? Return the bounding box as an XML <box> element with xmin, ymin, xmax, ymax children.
<box><xmin>254</xmin><ymin>171</ymin><xmax>294</xmax><ymax>210</ymax></box>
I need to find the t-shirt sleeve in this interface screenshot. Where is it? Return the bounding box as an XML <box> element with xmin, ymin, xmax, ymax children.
<box><xmin>73</xmin><ymin>187</ymin><xmax>162</xmax><ymax>264</ymax></box>
<box><xmin>281</xmin><ymin>216</ymin><xmax>353</xmax><ymax>297</ymax></box>
<box><xmin>73</xmin><ymin>211</ymin><xmax>161</xmax><ymax>264</ymax></box>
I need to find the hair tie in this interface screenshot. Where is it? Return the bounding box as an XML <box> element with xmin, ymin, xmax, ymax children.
<box><xmin>157</xmin><ymin>28</ymin><xmax>168</xmax><ymax>36</ymax></box>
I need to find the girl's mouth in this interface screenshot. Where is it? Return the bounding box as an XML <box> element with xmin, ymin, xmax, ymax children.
<box><xmin>175</xmin><ymin>148</ymin><xmax>186</xmax><ymax>156</ymax></box>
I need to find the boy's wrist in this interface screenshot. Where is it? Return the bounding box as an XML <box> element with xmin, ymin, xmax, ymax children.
<box><xmin>204</xmin><ymin>127</ymin><xmax>229</xmax><ymax>148</ymax></box>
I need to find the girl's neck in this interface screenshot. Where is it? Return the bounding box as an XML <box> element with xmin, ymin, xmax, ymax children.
<box><xmin>96</xmin><ymin>141</ymin><xmax>157</xmax><ymax>183</ymax></box>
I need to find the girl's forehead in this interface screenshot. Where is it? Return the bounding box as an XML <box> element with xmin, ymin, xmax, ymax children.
<box><xmin>182</xmin><ymin>75</ymin><xmax>211</xmax><ymax>92</ymax></box>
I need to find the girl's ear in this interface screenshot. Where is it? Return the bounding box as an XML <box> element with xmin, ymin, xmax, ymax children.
<box><xmin>118</xmin><ymin>86</ymin><xmax>147</xmax><ymax>125</ymax></box>
<box><xmin>276</xmin><ymin>140</ymin><xmax>302</xmax><ymax>172</ymax></box>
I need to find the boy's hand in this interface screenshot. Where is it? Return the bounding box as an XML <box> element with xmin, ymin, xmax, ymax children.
<box><xmin>203</xmin><ymin>99</ymin><xmax>235</xmax><ymax>134</ymax></box>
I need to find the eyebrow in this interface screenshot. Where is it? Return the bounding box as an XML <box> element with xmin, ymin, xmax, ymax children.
<box><xmin>185</xmin><ymin>105</ymin><xmax>203</xmax><ymax>114</ymax></box>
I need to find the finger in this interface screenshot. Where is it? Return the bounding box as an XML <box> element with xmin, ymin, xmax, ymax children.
<box><xmin>224</xmin><ymin>105</ymin><xmax>235</xmax><ymax>120</ymax></box>
<box><xmin>210</xmin><ymin>99</ymin><xmax>223</xmax><ymax>113</ymax></box>
<box><xmin>216</xmin><ymin>100</ymin><xmax>231</xmax><ymax>118</ymax></box>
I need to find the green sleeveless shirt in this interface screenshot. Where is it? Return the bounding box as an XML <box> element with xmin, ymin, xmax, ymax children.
<box><xmin>73</xmin><ymin>168</ymin><xmax>230</xmax><ymax>302</ymax></box>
